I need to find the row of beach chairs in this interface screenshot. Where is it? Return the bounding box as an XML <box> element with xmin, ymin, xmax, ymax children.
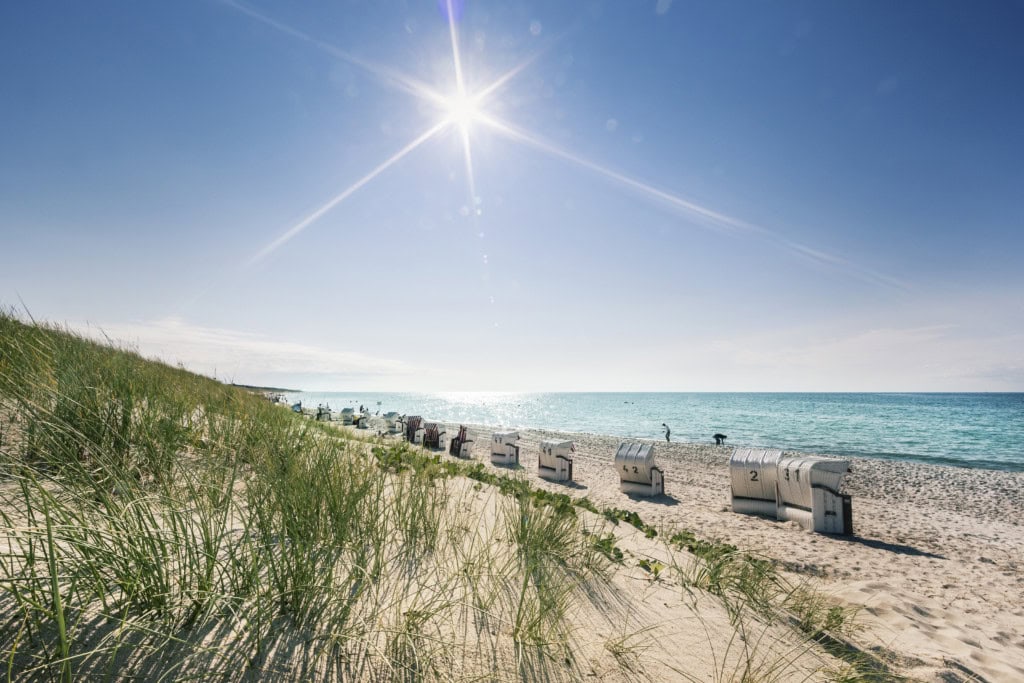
<box><xmin>389</xmin><ymin>416</ymin><xmax>853</xmax><ymax>535</ymax></box>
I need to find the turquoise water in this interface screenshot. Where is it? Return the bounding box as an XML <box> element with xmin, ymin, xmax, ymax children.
<box><xmin>286</xmin><ymin>392</ymin><xmax>1024</xmax><ymax>471</ymax></box>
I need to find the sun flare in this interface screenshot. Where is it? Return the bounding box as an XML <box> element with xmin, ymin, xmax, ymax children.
<box><xmin>446</xmin><ymin>93</ymin><xmax>481</xmax><ymax>127</ymax></box>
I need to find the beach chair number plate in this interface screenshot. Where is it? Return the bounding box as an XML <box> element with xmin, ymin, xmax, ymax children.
<box><xmin>749</xmin><ymin>470</ymin><xmax>758</xmax><ymax>481</ymax></box>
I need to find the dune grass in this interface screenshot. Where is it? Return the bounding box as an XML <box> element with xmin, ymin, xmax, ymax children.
<box><xmin>1</xmin><ymin>314</ymin><xmax>620</xmax><ymax>680</ymax></box>
<box><xmin>0</xmin><ymin>312</ymin><xmax>895</xmax><ymax>681</ymax></box>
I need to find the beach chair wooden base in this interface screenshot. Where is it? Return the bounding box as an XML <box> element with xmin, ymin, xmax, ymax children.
<box><xmin>619</xmin><ymin>469</ymin><xmax>664</xmax><ymax>496</ymax></box>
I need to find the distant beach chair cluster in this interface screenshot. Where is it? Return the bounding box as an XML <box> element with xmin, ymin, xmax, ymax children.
<box><xmin>447</xmin><ymin>423</ymin><xmax>851</xmax><ymax>533</ymax></box>
<box><xmin>292</xmin><ymin>403</ymin><xmax>853</xmax><ymax>535</ymax></box>
<box><xmin>403</xmin><ymin>421</ymin><xmax>669</xmax><ymax>499</ymax></box>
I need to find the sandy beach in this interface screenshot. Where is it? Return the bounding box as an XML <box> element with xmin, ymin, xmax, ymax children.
<box><xmin>380</xmin><ymin>423</ymin><xmax>1024</xmax><ymax>682</ymax></box>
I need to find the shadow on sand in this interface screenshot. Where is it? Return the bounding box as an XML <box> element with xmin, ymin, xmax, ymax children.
<box><xmin>837</xmin><ymin>535</ymin><xmax>946</xmax><ymax>559</ymax></box>
<box><xmin>624</xmin><ymin>492</ymin><xmax>680</xmax><ymax>507</ymax></box>
<box><xmin>547</xmin><ymin>479</ymin><xmax>588</xmax><ymax>491</ymax></box>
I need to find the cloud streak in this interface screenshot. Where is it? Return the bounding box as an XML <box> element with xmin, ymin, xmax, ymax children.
<box><xmin>72</xmin><ymin>318</ymin><xmax>418</xmax><ymax>385</ymax></box>
<box><xmin>646</xmin><ymin>324</ymin><xmax>1024</xmax><ymax>391</ymax></box>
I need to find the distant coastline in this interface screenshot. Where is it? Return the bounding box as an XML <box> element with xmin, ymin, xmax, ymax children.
<box><xmin>229</xmin><ymin>382</ymin><xmax>301</xmax><ymax>393</ymax></box>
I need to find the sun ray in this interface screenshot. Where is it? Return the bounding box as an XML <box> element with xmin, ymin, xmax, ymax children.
<box><xmin>476</xmin><ymin>113</ymin><xmax>762</xmax><ymax>236</ymax></box>
<box><xmin>474</xmin><ymin>44</ymin><xmax>552</xmax><ymax>105</ymax></box>
<box><xmin>445</xmin><ymin>0</ymin><xmax>468</xmax><ymax>99</ymax></box>
<box><xmin>248</xmin><ymin>121</ymin><xmax>448</xmax><ymax>265</ymax></box>
<box><xmin>219</xmin><ymin>0</ymin><xmax>447</xmax><ymax>107</ymax></box>
<box><xmin>475</xmin><ymin>59</ymin><xmax>532</xmax><ymax>105</ymax></box>
<box><xmin>444</xmin><ymin>0</ymin><xmax>478</xmax><ymax>206</ymax></box>
<box><xmin>477</xmin><ymin>113</ymin><xmax>908</xmax><ymax>289</ymax></box>
<box><xmin>458</xmin><ymin>124</ymin><xmax>478</xmax><ymax>206</ymax></box>
<box><xmin>225</xmin><ymin>0</ymin><xmax>902</xmax><ymax>289</ymax></box>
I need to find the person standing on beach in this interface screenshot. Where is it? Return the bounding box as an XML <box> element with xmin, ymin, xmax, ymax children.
<box><xmin>662</xmin><ymin>423</ymin><xmax>671</xmax><ymax>442</ymax></box>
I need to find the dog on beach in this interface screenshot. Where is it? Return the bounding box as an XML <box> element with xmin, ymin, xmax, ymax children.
<box><xmin>713</xmin><ymin>433</ymin><xmax>727</xmax><ymax>445</ymax></box>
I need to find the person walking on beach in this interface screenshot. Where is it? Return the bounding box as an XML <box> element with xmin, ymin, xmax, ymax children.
<box><xmin>662</xmin><ymin>423</ymin><xmax>671</xmax><ymax>442</ymax></box>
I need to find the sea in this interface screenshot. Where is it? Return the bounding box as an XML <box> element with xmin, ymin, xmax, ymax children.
<box><xmin>284</xmin><ymin>392</ymin><xmax>1024</xmax><ymax>472</ymax></box>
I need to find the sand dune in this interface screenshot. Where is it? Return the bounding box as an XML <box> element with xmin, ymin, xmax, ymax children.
<box><xmin>396</xmin><ymin>423</ymin><xmax>1024</xmax><ymax>683</ymax></box>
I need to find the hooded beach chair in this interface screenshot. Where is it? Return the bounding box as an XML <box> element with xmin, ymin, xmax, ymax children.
<box><xmin>538</xmin><ymin>440</ymin><xmax>574</xmax><ymax>482</ymax></box>
<box><xmin>449</xmin><ymin>425</ymin><xmax>473</xmax><ymax>458</ymax></box>
<box><xmin>490</xmin><ymin>431</ymin><xmax>520</xmax><ymax>466</ymax></box>
<box><xmin>404</xmin><ymin>416</ymin><xmax>424</xmax><ymax>444</ymax></box>
<box><xmin>423</xmin><ymin>422</ymin><xmax>447</xmax><ymax>450</ymax></box>
<box><xmin>616</xmin><ymin>442</ymin><xmax>664</xmax><ymax>496</ymax></box>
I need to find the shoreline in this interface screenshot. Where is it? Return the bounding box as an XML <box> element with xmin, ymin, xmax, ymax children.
<box><xmin>290</xmin><ymin>391</ymin><xmax>1024</xmax><ymax>473</ymax></box>
<box><xmin>352</xmin><ymin>419</ymin><xmax>1024</xmax><ymax>681</ymax></box>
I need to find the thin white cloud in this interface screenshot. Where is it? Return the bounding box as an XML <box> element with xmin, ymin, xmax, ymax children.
<box><xmin>649</xmin><ymin>324</ymin><xmax>1024</xmax><ymax>392</ymax></box>
<box><xmin>71</xmin><ymin>318</ymin><xmax>419</xmax><ymax>386</ymax></box>
<box><xmin>57</xmin><ymin>314</ymin><xmax>1024</xmax><ymax>393</ymax></box>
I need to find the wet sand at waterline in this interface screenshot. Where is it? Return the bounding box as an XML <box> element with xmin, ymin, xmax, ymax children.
<box><xmin>354</xmin><ymin>422</ymin><xmax>1024</xmax><ymax>682</ymax></box>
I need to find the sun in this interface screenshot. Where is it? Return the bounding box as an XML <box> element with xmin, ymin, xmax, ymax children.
<box><xmin>445</xmin><ymin>92</ymin><xmax>481</xmax><ymax>128</ymax></box>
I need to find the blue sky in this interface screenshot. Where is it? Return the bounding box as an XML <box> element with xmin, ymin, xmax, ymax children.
<box><xmin>2</xmin><ymin>0</ymin><xmax>1022</xmax><ymax>391</ymax></box>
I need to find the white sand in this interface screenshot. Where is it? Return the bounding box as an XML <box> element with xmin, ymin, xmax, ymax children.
<box><xmin>398</xmin><ymin>423</ymin><xmax>1024</xmax><ymax>683</ymax></box>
